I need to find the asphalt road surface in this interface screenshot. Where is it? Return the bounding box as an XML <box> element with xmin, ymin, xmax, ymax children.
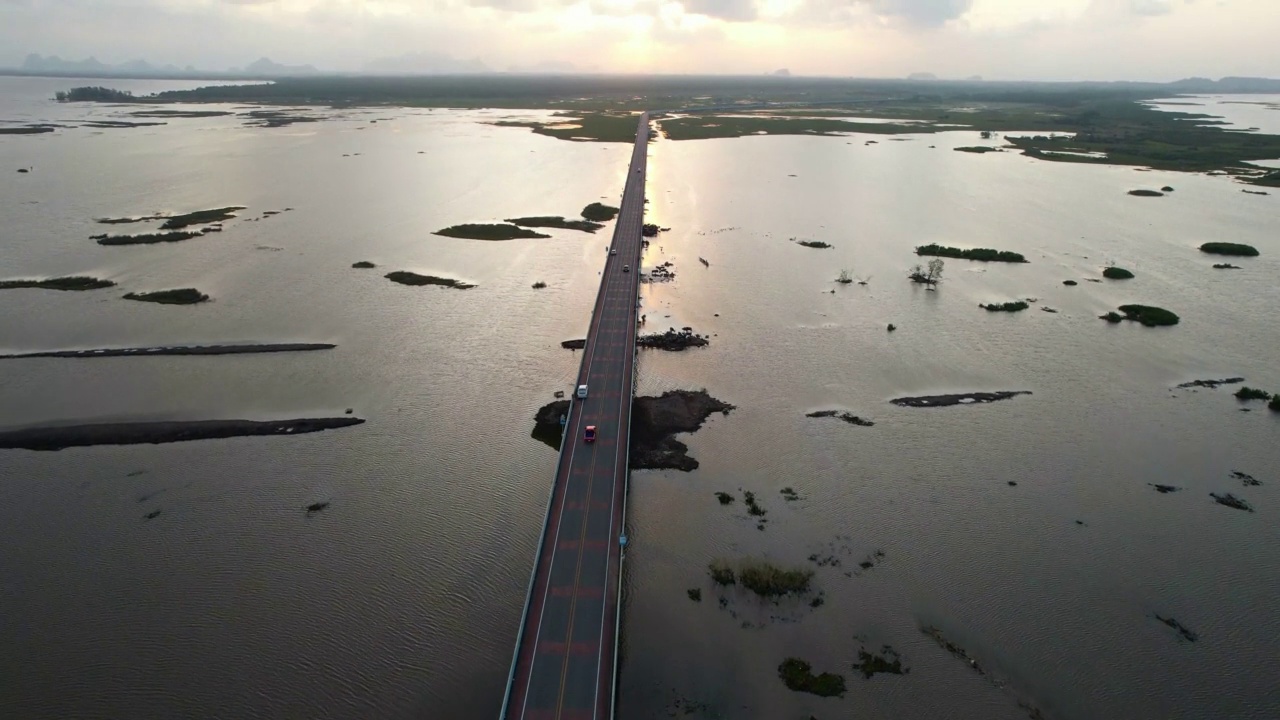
<box><xmin>502</xmin><ymin>113</ymin><xmax>649</xmax><ymax>720</ymax></box>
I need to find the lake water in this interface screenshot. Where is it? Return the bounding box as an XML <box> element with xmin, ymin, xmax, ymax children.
<box><xmin>2</xmin><ymin>77</ymin><xmax>1278</xmax><ymax>720</ymax></box>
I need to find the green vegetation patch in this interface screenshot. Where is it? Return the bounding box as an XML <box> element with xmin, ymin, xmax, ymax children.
<box><xmin>778</xmin><ymin>658</ymin><xmax>846</xmax><ymax>698</ymax></box>
<box><xmin>708</xmin><ymin>560</ymin><xmax>736</xmax><ymax>586</ymax></box>
<box><xmin>1101</xmin><ymin>304</ymin><xmax>1180</xmax><ymax>326</ymax></box>
<box><xmin>385</xmin><ymin>271</ymin><xmax>476</xmax><ymax>289</ymax></box>
<box><xmin>916</xmin><ymin>244</ymin><xmax>1028</xmax><ymax>263</ymax></box>
<box><xmin>581</xmin><ymin>203</ymin><xmax>619</xmax><ymax>222</ymax></box>
<box><xmin>1269</xmin><ymin>396</ymin><xmax>1280</xmax><ymax>412</ymax></box>
<box><xmin>0</xmin><ymin>276</ymin><xmax>115</xmax><ymax>291</ymax></box>
<box><xmin>661</xmin><ymin>115</ymin><xmax>913</xmax><ymax>141</ymax></box>
<box><xmin>505</xmin><ymin>216</ymin><xmax>604</xmax><ymax>233</ymax></box>
<box><xmin>434</xmin><ymin>224</ymin><xmax>550</xmax><ymax>241</ymax></box>
<box><xmin>707</xmin><ymin>558</ymin><xmax>813</xmax><ymax>598</ymax></box>
<box><xmin>954</xmin><ymin>146</ymin><xmax>1001</xmax><ymax>153</ymax></box>
<box><xmin>1235</xmin><ymin>387</ymin><xmax>1272</xmax><ymax>401</ymax></box>
<box><xmin>980</xmin><ymin>301</ymin><xmax>1030</xmax><ymax>313</ymax></box>
<box><xmin>856</xmin><ymin>646</ymin><xmax>908</xmax><ymax>679</ymax></box>
<box><xmin>714</xmin><ymin>491</ymin><xmax>735</xmax><ymax>505</ymax></box>
<box><xmin>160</xmin><ymin>206</ymin><xmax>246</xmax><ymax>230</ymax></box>
<box><xmin>55</xmin><ymin>86</ymin><xmax>136</xmax><ymax>103</ymax></box>
<box><xmin>1103</xmin><ymin>266</ymin><xmax>1135</xmax><ymax>279</ymax></box>
<box><xmin>1199</xmin><ymin>242</ymin><xmax>1260</xmax><ymax>257</ymax></box>
<box><xmin>123</xmin><ymin>288</ymin><xmax>209</xmax><ymax>305</ymax></box>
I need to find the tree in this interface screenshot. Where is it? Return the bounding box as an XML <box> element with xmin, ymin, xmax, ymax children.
<box><xmin>926</xmin><ymin>258</ymin><xmax>944</xmax><ymax>284</ymax></box>
<box><xmin>908</xmin><ymin>259</ymin><xmax>944</xmax><ymax>288</ymax></box>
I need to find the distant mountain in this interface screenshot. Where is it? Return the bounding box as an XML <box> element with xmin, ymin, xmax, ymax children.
<box><xmin>232</xmin><ymin>57</ymin><xmax>319</xmax><ymax>77</ymax></box>
<box><xmin>22</xmin><ymin>54</ymin><xmax>113</xmax><ymax>73</ymax></box>
<box><xmin>773</xmin><ymin>68</ymin><xmax>791</xmax><ymax>77</ymax></box>
<box><xmin>363</xmin><ymin>52</ymin><xmax>489</xmax><ymax>75</ymax></box>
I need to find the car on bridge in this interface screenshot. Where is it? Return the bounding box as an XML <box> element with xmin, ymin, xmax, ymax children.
<box><xmin>623</xmin><ymin>265</ymin><xmax>630</xmax><ymax>273</ymax></box>
<box><xmin>584</xmin><ymin>425</ymin><xmax>598</xmax><ymax>443</ymax></box>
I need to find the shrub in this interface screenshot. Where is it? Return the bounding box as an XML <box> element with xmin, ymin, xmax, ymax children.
<box><xmin>1235</xmin><ymin>387</ymin><xmax>1272</xmax><ymax>401</ymax></box>
<box><xmin>1199</xmin><ymin>242</ymin><xmax>1259</xmax><ymax>257</ymax></box>
<box><xmin>778</xmin><ymin>658</ymin><xmax>846</xmax><ymax>697</ymax></box>
<box><xmin>1103</xmin><ymin>266</ymin><xmax>1134</xmax><ymax>279</ymax></box>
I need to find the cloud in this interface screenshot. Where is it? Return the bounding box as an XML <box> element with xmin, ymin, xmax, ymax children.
<box><xmin>1128</xmin><ymin>0</ymin><xmax>1175</xmax><ymax>15</ymax></box>
<box><xmin>681</xmin><ymin>0</ymin><xmax>757</xmax><ymax>21</ymax></box>
<box><xmin>869</xmin><ymin>0</ymin><xmax>972</xmax><ymax>26</ymax></box>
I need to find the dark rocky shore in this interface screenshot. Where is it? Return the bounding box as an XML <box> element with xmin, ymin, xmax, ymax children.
<box><xmin>0</xmin><ymin>343</ymin><xmax>336</xmax><ymax>360</ymax></box>
<box><xmin>891</xmin><ymin>391</ymin><xmax>1031</xmax><ymax>407</ymax></box>
<box><xmin>0</xmin><ymin>417</ymin><xmax>365</xmax><ymax>451</ymax></box>
<box><xmin>531</xmin><ymin>389</ymin><xmax>734</xmax><ymax>470</ymax></box>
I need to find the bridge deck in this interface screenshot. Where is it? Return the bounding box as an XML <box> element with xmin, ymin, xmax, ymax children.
<box><xmin>502</xmin><ymin>113</ymin><xmax>649</xmax><ymax>720</ymax></box>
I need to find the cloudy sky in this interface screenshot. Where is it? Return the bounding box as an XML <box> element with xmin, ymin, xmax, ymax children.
<box><xmin>1</xmin><ymin>0</ymin><xmax>1276</xmax><ymax>79</ymax></box>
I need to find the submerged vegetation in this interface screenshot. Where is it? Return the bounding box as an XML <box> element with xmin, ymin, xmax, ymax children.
<box><xmin>492</xmin><ymin>111</ymin><xmax>641</xmax><ymax>143</ymax></box>
<box><xmin>433</xmin><ymin>223</ymin><xmax>550</xmax><ymax>241</ymax></box>
<box><xmin>1234</xmin><ymin>387</ymin><xmax>1272</xmax><ymax>402</ymax></box>
<box><xmin>708</xmin><ymin>558</ymin><xmax>813</xmax><ymax>598</ymax></box>
<box><xmin>778</xmin><ymin>658</ymin><xmax>846</xmax><ymax>698</ymax></box>
<box><xmin>1199</xmin><ymin>242</ymin><xmax>1260</xmax><ymax>257</ymax></box>
<box><xmin>1100</xmin><ymin>304</ymin><xmax>1180</xmax><ymax>327</ymax></box>
<box><xmin>123</xmin><ymin>288</ymin><xmax>209</xmax><ymax>305</ymax></box>
<box><xmin>0</xmin><ymin>276</ymin><xmax>115</xmax><ymax>291</ymax></box>
<box><xmin>916</xmin><ymin>244</ymin><xmax>1028</xmax><ymax>263</ymax></box>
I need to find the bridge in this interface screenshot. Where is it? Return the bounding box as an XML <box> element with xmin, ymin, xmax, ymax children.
<box><xmin>500</xmin><ymin>113</ymin><xmax>649</xmax><ymax>720</ymax></box>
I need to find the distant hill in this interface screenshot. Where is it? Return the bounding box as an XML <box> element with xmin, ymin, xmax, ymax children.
<box><xmin>13</xmin><ymin>53</ymin><xmax>315</xmax><ymax>79</ymax></box>
<box><xmin>363</xmin><ymin>53</ymin><xmax>489</xmax><ymax>75</ymax></box>
<box><xmin>233</xmin><ymin>57</ymin><xmax>319</xmax><ymax>77</ymax></box>
<box><xmin>1169</xmin><ymin>76</ymin><xmax>1280</xmax><ymax>93</ymax></box>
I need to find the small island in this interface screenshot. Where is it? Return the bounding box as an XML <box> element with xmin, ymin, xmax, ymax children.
<box><xmin>637</xmin><ymin>328</ymin><xmax>709</xmax><ymax>351</ymax></box>
<box><xmin>160</xmin><ymin>206</ymin><xmax>246</xmax><ymax>230</ymax></box>
<box><xmin>55</xmin><ymin>86</ymin><xmax>136</xmax><ymax>103</ymax></box>
<box><xmin>1103</xmin><ymin>266</ymin><xmax>1135</xmax><ymax>279</ymax></box>
<box><xmin>915</xmin><ymin>244</ymin><xmax>1028</xmax><ymax>263</ymax></box>
<box><xmin>891</xmin><ymin>391</ymin><xmax>1031</xmax><ymax>407</ymax></box>
<box><xmin>96</xmin><ymin>229</ymin><xmax>208</xmax><ymax>245</ymax></box>
<box><xmin>1099</xmin><ymin>304</ymin><xmax>1180</xmax><ymax>326</ymax></box>
<box><xmin>980</xmin><ymin>301</ymin><xmax>1030</xmax><ymax>313</ymax></box>
<box><xmin>505</xmin><ymin>216</ymin><xmax>603</xmax><ymax>233</ymax></box>
<box><xmin>778</xmin><ymin>658</ymin><xmax>845</xmax><ymax>698</ymax></box>
<box><xmin>532</xmin><ymin>389</ymin><xmax>734</xmax><ymax>470</ymax></box>
<box><xmin>0</xmin><ymin>276</ymin><xmax>115</xmax><ymax>291</ymax></box>
<box><xmin>0</xmin><ymin>417</ymin><xmax>365</xmax><ymax>451</ymax></box>
<box><xmin>794</xmin><ymin>239</ymin><xmax>832</xmax><ymax>249</ymax></box>
<box><xmin>1212</xmin><ymin>263</ymin><xmax>1242</xmax><ymax>270</ymax></box>
<box><xmin>806</xmin><ymin>410</ymin><xmax>874</xmax><ymax>427</ymax></box>
<box><xmin>581</xmin><ymin>202</ymin><xmax>619</xmax><ymax>222</ymax></box>
<box><xmin>1</xmin><ymin>126</ymin><xmax>55</xmax><ymax>135</ymax></box>
<box><xmin>954</xmin><ymin>146</ymin><xmax>1001</xmax><ymax>153</ymax></box>
<box><xmin>385</xmin><ymin>271</ymin><xmax>476</xmax><ymax>289</ymax></box>
<box><xmin>1199</xmin><ymin>242</ymin><xmax>1259</xmax><ymax>257</ymax></box>
<box><xmin>352</xmin><ymin>261</ymin><xmax>376</xmax><ymax>269</ymax></box>
<box><xmin>0</xmin><ymin>343</ymin><xmax>336</xmax><ymax>360</ymax></box>
<box><xmin>1128</xmin><ymin>189</ymin><xmax>1165</xmax><ymax>197</ymax></box>
<box><xmin>123</xmin><ymin>288</ymin><xmax>210</xmax><ymax>305</ymax></box>
<box><xmin>433</xmin><ymin>223</ymin><xmax>550</xmax><ymax>240</ymax></box>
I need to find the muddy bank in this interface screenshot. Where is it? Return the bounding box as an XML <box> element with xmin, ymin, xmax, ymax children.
<box><xmin>891</xmin><ymin>391</ymin><xmax>1031</xmax><ymax>407</ymax></box>
<box><xmin>0</xmin><ymin>343</ymin><xmax>336</xmax><ymax>360</ymax></box>
<box><xmin>531</xmin><ymin>389</ymin><xmax>734</xmax><ymax>470</ymax></box>
<box><xmin>0</xmin><ymin>417</ymin><xmax>365</xmax><ymax>451</ymax></box>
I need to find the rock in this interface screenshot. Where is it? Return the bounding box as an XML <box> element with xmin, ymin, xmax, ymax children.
<box><xmin>560</xmin><ymin>338</ymin><xmax>587</xmax><ymax>350</ymax></box>
<box><xmin>1161</xmin><ymin>186</ymin><xmax>1174</xmax><ymax>192</ymax></box>
<box><xmin>1149</xmin><ymin>484</ymin><xmax>1180</xmax><ymax>493</ymax></box>
<box><xmin>887</xmin><ymin>323</ymin><xmax>896</xmax><ymax>332</ymax></box>
<box><xmin>630</xmin><ymin>390</ymin><xmax>735</xmax><ymax>471</ymax></box>
<box><xmin>891</xmin><ymin>391</ymin><xmax>1031</xmax><ymax>408</ymax></box>
<box><xmin>305</xmin><ymin>501</ymin><xmax>330</xmax><ymax>514</ymax></box>
<box><xmin>637</xmin><ymin>328</ymin><xmax>709</xmax><ymax>351</ymax></box>
<box><xmin>531</xmin><ymin>400</ymin><xmax>572</xmax><ymax>448</ymax></box>
<box><xmin>1063</xmin><ymin>280</ymin><xmax>1078</xmax><ymax>286</ymax></box>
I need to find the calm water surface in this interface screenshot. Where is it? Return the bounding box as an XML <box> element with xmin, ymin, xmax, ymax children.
<box><xmin>2</xmin><ymin>78</ymin><xmax>1278</xmax><ymax>720</ymax></box>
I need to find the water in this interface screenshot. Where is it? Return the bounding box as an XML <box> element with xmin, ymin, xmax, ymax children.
<box><xmin>2</xmin><ymin>78</ymin><xmax>1279</xmax><ymax>720</ymax></box>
